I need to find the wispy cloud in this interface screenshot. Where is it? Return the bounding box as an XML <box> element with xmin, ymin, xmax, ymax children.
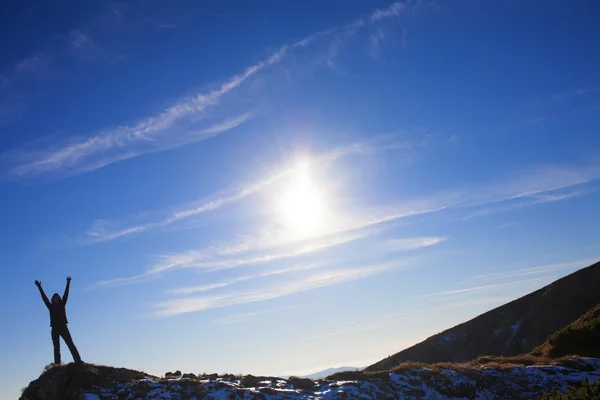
<box><xmin>93</xmin><ymin>228</ymin><xmax>378</xmax><ymax>288</ymax></box>
<box><xmin>460</xmin><ymin>187</ymin><xmax>595</xmax><ymax>220</ymax></box>
<box><xmin>371</xmin><ymin>2</ymin><xmax>409</xmax><ymax>22</ymax></box>
<box><xmin>463</xmin><ymin>165</ymin><xmax>600</xmax><ymax>207</ymax></box>
<box><xmin>8</xmin><ymin>93</ymin><xmax>255</xmax><ymax>178</ymax></box>
<box><xmin>93</xmin><ymin>161</ymin><xmax>599</xmax><ymax>288</ymax></box>
<box><xmin>165</xmin><ymin>276</ymin><xmax>253</xmax><ymax>295</ymax></box>
<box><xmin>165</xmin><ymin>264</ymin><xmax>324</xmax><ymax>296</ymax></box>
<box><xmin>462</xmin><ymin>259</ymin><xmax>597</xmax><ymax>284</ymax></box>
<box><xmin>14</xmin><ymin>51</ymin><xmax>51</xmax><ymax>78</ymax></box>
<box><xmin>94</xmin><ymin>272</ymin><xmax>155</xmax><ymax>289</ymax></box>
<box><xmin>308</xmin><ymin>313</ymin><xmax>411</xmax><ymax>340</ymax></box>
<box><xmin>67</xmin><ymin>30</ymin><xmax>109</xmax><ymax>64</ymax></box>
<box><xmin>311</xmin><ymin>296</ymin><xmax>518</xmax><ymax>338</ymax></box>
<box><xmin>421</xmin><ymin>296</ymin><xmax>517</xmax><ymax>313</ymax></box>
<box><xmin>211</xmin><ymin>306</ymin><xmax>301</xmax><ymax>326</ymax></box>
<box><xmin>370</xmin><ymin>28</ymin><xmax>386</xmax><ymax>59</ymax></box>
<box><xmin>155</xmin><ymin>263</ymin><xmax>395</xmax><ymax>316</ymax></box>
<box><xmin>5</xmin><ymin>1</ymin><xmax>414</xmax><ymax>179</ymax></box>
<box><xmin>6</xmin><ymin>39</ymin><xmax>282</xmax><ymax>177</ymax></box>
<box><xmin>151</xmin><ymin>229</ymin><xmax>376</xmax><ymax>274</ymax></box>
<box><xmin>376</xmin><ymin>236</ymin><xmax>446</xmax><ymax>254</ymax></box>
<box><xmin>420</xmin><ymin>275</ymin><xmax>558</xmax><ymax>298</ymax></box>
<box><xmin>551</xmin><ymin>84</ymin><xmax>600</xmax><ymax>101</ymax></box>
<box><xmin>81</xmin><ymin>141</ymin><xmax>373</xmax><ymax>243</ymax></box>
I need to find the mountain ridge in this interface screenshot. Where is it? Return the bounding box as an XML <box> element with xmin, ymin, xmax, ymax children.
<box><xmin>366</xmin><ymin>260</ymin><xmax>600</xmax><ymax>371</ymax></box>
<box><xmin>302</xmin><ymin>366</ymin><xmax>362</xmax><ymax>380</ymax></box>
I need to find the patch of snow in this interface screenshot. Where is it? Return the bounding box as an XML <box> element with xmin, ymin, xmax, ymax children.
<box><xmin>501</xmin><ymin>320</ymin><xmax>522</xmax><ymax>354</ymax></box>
<box><xmin>77</xmin><ymin>358</ymin><xmax>600</xmax><ymax>400</ymax></box>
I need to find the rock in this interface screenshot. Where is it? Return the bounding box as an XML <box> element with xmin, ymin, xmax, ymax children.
<box><xmin>113</xmin><ymin>368</ymin><xmax>139</xmax><ymax>383</ymax></box>
<box><xmin>207</xmin><ymin>373</ymin><xmax>219</xmax><ymax>380</ymax></box>
<box><xmin>18</xmin><ymin>358</ymin><xmax>600</xmax><ymax>400</ymax></box>
<box><xmin>21</xmin><ymin>366</ymin><xmax>68</xmax><ymax>400</ymax></box>
<box><xmin>182</xmin><ymin>373</ymin><xmax>196</xmax><ymax>379</ymax></box>
<box><xmin>165</xmin><ymin>370</ymin><xmax>182</xmax><ymax>379</ymax></box>
<box><xmin>192</xmin><ymin>383</ymin><xmax>207</xmax><ymax>397</ymax></box>
<box><xmin>260</xmin><ymin>387</ymin><xmax>278</xmax><ymax>395</ymax></box>
<box><xmin>289</xmin><ymin>376</ymin><xmax>316</xmax><ymax>390</ymax></box>
<box><xmin>242</xmin><ymin>374</ymin><xmax>260</xmax><ymax>387</ymax></box>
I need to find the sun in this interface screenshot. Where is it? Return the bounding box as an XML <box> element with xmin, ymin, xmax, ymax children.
<box><xmin>278</xmin><ymin>163</ymin><xmax>326</xmax><ymax>235</ymax></box>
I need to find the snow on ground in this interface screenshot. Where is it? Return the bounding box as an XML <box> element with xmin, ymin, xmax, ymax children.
<box><xmin>78</xmin><ymin>358</ymin><xmax>600</xmax><ymax>400</ymax></box>
<box><xmin>501</xmin><ymin>319</ymin><xmax>522</xmax><ymax>354</ymax></box>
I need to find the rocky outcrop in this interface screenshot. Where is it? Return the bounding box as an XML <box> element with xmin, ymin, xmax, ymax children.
<box><xmin>19</xmin><ymin>358</ymin><xmax>600</xmax><ymax>400</ymax></box>
<box><xmin>19</xmin><ymin>363</ymin><xmax>153</xmax><ymax>400</ymax></box>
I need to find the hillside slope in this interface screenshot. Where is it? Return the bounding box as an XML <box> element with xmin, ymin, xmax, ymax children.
<box><xmin>19</xmin><ymin>359</ymin><xmax>600</xmax><ymax>400</ymax></box>
<box><xmin>533</xmin><ymin>303</ymin><xmax>600</xmax><ymax>359</ymax></box>
<box><xmin>367</xmin><ymin>260</ymin><xmax>600</xmax><ymax>371</ymax></box>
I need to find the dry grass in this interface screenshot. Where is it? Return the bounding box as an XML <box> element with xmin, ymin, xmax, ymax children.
<box><xmin>326</xmin><ymin>355</ymin><xmax>589</xmax><ymax>381</ymax></box>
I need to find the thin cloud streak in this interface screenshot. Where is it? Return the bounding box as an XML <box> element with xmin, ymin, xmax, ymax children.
<box><xmin>82</xmin><ymin>141</ymin><xmax>372</xmax><ymax>243</ymax></box>
<box><xmin>376</xmin><ymin>236</ymin><xmax>446</xmax><ymax>254</ymax></box>
<box><xmin>164</xmin><ymin>277</ymin><xmax>253</xmax><ymax>295</ymax></box>
<box><xmin>211</xmin><ymin>306</ymin><xmax>301</xmax><ymax>326</ymax></box>
<box><xmin>461</xmin><ymin>187</ymin><xmax>595</xmax><ymax>220</ymax></box>
<box><xmin>420</xmin><ymin>275</ymin><xmax>558</xmax><ymax>298</ymax></box>
<box><xmin>94</xmin><ymin>272</ymin><xmax>152</xmax><ymax>289</ymax></box>
<box><xmin>150</xmin><ymin>229</ymin><xmax>377</xmax><ymax>274</ymax></box>
<box><xmin>155</xmin><ymin>263</ymin><xmax>395</xmax><ymax>316</ymax></box>
<box><xmin>7</xmin><ymin>1</ymin><xmax>412</xmax><ymax>179</ymax></box>
<box><xmin>371</xmin><ymin>2</ymin><xmax>408</xmax><ymax>22</ymax></box>
<box><xmin>421</xmin><ymin>296</ymin><xmax>517</xmax><ymax>313</ymax></box>
<box><xmin>164</xmin><ymin>264</ymin><xmax>322</xmax><ymax>295</ymax></box>
<box><xmin>471</xmin><ymin>165</ymin><xmax>600</xmax><ymax>206</ymax></box>
<box><xmin>9</xmin><ymin>110</ymin><xmax>253</xmax><ymax>178</ymax></box>
<box><xmin>308</xmin><ymin>314</ymin><xmax>411</xmax><ymax>341</ymax></box>
<box><xmin>462</xmin><ymin>259</ymin><xmax>597</xmax><ymax>284</ymax></box>
<box><xmin>93</xmin><ymin>228</ymin><xmax>379</xmax><ymax>288</ymax></box>
<box><xmin>93</xmin><ymin>162</ymin><xmax>600</xmax><ymax>288</ymax></box>
<box><xmin>94</xmin><ymin>231</ymin><xmax>443</xmax><ymax>289</ymax></box>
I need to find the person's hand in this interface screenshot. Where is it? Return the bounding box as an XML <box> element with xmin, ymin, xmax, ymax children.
<box><xmin>35</xmin><ymin>280</ymin><xmax>42</xmax><ymax>287</ymax></box>
<box><xmin>66</xmin><ymin>276</ymin><xmax>71</xmax><ymax>282</ymax></box>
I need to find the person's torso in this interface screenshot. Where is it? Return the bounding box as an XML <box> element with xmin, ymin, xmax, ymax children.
<box><xmin>49</xmin><ymin>302</ymin><xmax>68</xmax><ymax>326</ymax></box>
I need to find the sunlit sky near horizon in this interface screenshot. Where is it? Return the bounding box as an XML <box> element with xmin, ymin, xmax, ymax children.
<box><xmin>2</xmin><ymin>0</ymin><xmax>600</xmax><ymax>398</ymax></box>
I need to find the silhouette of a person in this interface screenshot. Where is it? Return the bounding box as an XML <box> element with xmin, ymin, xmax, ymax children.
<box><xmin>35</xmin><ymin>277</ymin><xmax>82</xmax><ymax>365</ymax></box>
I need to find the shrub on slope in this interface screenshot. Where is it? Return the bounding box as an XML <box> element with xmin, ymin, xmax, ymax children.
<box><xmin>533</xmin><ymin>304</ymin><xmax>600</xmax><ymax>358</ymax></box>
<box><xmin>539</xmin><ymin>378</ymin><xmax>600</xmax><ymax>400</ymax></box>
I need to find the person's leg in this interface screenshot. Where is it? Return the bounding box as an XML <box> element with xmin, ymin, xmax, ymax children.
<box><xmin>51</xmin><ymin>328</ymin><xmax>61</xmax><ymax>364</ymax></box>
<box><xmin>59</xmin><ymin>326</ymin><xmax>82</xmax><ymax>363</ymax></box>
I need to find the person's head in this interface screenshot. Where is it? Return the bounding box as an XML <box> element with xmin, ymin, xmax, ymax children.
<box><xmin>51</xmin><ymin>293</ymin><xmax>61</xmax><ymax>304</ymax></box>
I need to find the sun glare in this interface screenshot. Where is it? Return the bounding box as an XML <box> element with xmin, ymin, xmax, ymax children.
<box><xmin>278</xmin><ymin>163</ymin><xmax>326</xmax><ymax>235</ymax></box>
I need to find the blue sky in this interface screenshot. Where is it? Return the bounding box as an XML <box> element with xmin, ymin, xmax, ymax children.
<box><xmin>2</xmin><ymin>0</ymin><xmax>600</xmax><ymax>397</ymax></box>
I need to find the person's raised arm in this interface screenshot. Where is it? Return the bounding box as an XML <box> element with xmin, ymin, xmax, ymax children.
<box><xmin>35</xmin><ymin>281</ymin><xmax>51</xmax><ymax>309</ymax></box>
<box><xmin>63</xmin><ymin>276</ymin><xmax>71</xmax><ymax>305</ymax></box>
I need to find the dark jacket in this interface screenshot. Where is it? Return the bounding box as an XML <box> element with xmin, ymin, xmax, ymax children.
<box><xmin>38</xmin><ymin>281</ymin><xmax>70</xmax><ymax>327</ymax></box>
